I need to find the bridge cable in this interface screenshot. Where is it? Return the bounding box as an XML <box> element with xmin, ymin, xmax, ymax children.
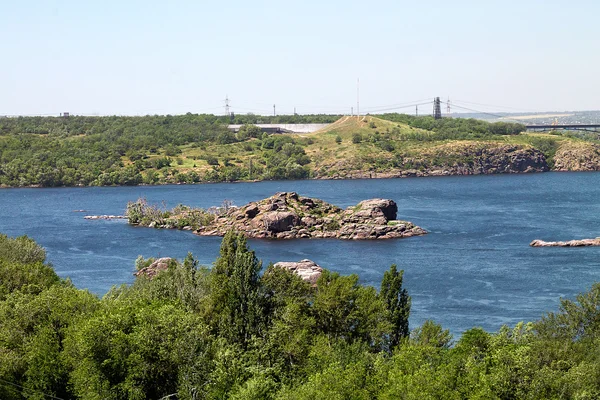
<box><xmin>444</xmin><ymin>102</ymin><xmax>523</xmax><ymax>122</ymax></box>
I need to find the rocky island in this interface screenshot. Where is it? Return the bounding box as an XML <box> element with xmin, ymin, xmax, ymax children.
<box><xmin>126</xmin><ymin>192</ymin><xmax>427</xmax><ymax>240</ymax></box>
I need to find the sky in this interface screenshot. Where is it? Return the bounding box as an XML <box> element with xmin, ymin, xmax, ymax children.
<box><xmin>1</xmin><ymin>0</ymin><xmax>599</xmax><ymax>116</ymax></box>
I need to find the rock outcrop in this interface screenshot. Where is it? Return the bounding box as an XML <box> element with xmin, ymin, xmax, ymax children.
<box><xmin>129</xmin><ymin>192</ymin><xmax>427</xmax><ymax>240</ymax></box>
<box><xmin>315</xmin><ymin>142</ymin><xmax>549</xmax><ymax>180</ymax></box>
<box><xmin>530</xmin><ymin>238</ymin><xmax>600</xmax><ymax>247</ymax></box>
<box><xmin>84</xmin><ymin>215</ymin><xmax>126</xmax><ymax>220</ymax></box>
<box><xmin>273</xmin><ymin>259</ymin><xmax>323</xmax><ymax>285</ymax></box>
<box><xmin>553</xmin><ymin>142</ymin><xmax>600</xmax><ymax>171</ymax></box>
<box><xmin>192</xmin><ymin>192</ymin><xmax>426</xmax><ymax>240</ymax></box>
<box><xmin>134</xmin><ymin>257</ymin><xmax>174</xmax><ymax>278</ymax></box>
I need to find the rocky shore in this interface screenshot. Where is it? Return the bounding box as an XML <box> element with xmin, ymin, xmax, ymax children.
<box><xmin>530</xmin><ymin>238</ymin><xmax>600</xmax><ymax>247</ymax></box>
<box><xmin>317</xmin><ymin>142</ymin><xmax>551</xmax><ymax>180</ymax></box>
<box><xmin>128</xmin><ymin>192</ymin><xmax>427</xmax><ymax>240</ymax></box>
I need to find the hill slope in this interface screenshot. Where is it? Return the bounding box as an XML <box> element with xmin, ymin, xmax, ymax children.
<box><xmin>0</xmin><ymin>114</ymin><xmax>599</xmax><ymax>187</ymax></box>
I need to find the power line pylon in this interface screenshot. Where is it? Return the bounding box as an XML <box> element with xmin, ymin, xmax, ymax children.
<box><xmin>224</xmin><ymin>95</ymin><xmax>230</xmax><ymax>116</ymax></box>
<box><xmin>433</xmin><ymin>97</ymin><xmax>442</xmax><ymax>120</ymax></box>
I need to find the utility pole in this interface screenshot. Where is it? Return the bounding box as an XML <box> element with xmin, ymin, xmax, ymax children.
<box><xmin>416</xmin><ymin>105</ymin><xmax>418</xmax><ymax>117</ymax></box>
<box><xmin>356</xmin><ymin>78</ymin><xmax>360</xmax><ymax>118</ymax></box>
<box><xmin>446</xmin><ymin>97</ymin><xmax>451</xmax><ymax>116</ymax></box>
<box><xmin>273</xmin><ymin>104</ymin><xmax>276</xmax><ymax>116</ymax></box>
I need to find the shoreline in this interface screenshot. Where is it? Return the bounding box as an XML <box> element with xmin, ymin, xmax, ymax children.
<box><xmin>2</xmin><ymin>169</ymin><xmax>600</xmax><ymax>190</ymax></box>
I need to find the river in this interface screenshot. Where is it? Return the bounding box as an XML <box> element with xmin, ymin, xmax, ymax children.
<box><xmin>1</xmin><ymin>172</ymin><xmax>599</xmax><ymax>336</ymax></box>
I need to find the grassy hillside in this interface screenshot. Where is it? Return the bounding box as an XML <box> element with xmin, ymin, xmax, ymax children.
<box><xmin>0</xmin><ymin>114</ymin><xmax>598</xmax><ymax>187</ymax></box>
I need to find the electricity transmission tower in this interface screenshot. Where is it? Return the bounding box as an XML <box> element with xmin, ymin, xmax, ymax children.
<box><xmin>224</xmin><ymin>95</ymin><xmax>231</xmax><ymax>116</ymax></box>
<box><xmin>433</xmin><ymin>97</ymin><xmax>442</xmax><ymax>120</ymax></box>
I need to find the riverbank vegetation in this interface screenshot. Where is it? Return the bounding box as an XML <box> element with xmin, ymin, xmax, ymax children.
<box><xmin>1</xmin><ymin>113</ymin><xmax>598</xmax><ymax>187</ymax></box>
<box><xmin>2</xmin><ymin>232</ymin><xmax>600</xmax><ymax>399</ymax></box>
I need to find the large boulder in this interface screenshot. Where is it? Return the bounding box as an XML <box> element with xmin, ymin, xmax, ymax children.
<box><xmin>134</xmin><ymin>257</ymin><xmax>174</xmax><ymax>279</ymax></box>
<box><xmin>351</xmin><ymin>199</ymin><xmax>398</xmax><ymax>221</ymax></box>
<box><xmin>274</xmin><ymin>259</ymin><xmax>323</xmax><ymax>285</ymax></box>
<box><xmin>261</xmin><ymin>211</ymin><xmax>299</xmax><ymax>233</ymax></box>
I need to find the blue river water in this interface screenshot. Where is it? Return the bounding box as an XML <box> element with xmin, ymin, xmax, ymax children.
<box><xmin>1</xmin><ymin>172</ymin><xmax>599</xmax><ymax>336</ymax></box>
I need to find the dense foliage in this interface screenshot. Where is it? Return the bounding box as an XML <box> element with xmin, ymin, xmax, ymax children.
<box><xmin>0</xmin><ymin>113</ymin><xmax>531</xmax><ymax>187</ymax></box>
<box><xmin>0</xmin><ymin>114</ymin><xmax>230</xmax><ymax>186</ymax></box>
<box><xmin>1</xmin><ymin>232</ymin><xmax>600</xmax><ymax>399</ymax></box>
<box><xmin>377</xmin><ymin>114</ymin><xmax>526</xmax><ymax>139</ymax></box>
<box><xmin>0</xmin><ymin>113</ymin><xmax>319</xmax><ymax>186</ymax></box>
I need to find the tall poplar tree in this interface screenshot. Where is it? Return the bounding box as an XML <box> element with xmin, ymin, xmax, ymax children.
<box><xmin>380</xmin><ymin>264</ymin><xmax>411</xmax><ymax>349</ymax></box>
<box><xmin>209</xmin><ymin>231</ymin><xmax>265</xmax><ymax>347</ymax></box>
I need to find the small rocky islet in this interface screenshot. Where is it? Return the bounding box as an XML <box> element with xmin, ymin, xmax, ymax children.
<box><xmin>126</xmin><ymin>191</ymin><xmax>427</xmax><ymax>240</ymax></box>
<box><xmin>530</xmin><ymin>238</ymin><xmax>600</xmax><ymax>247</ymax></box>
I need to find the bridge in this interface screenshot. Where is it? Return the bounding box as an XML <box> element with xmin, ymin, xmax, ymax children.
<box><xmin>526</xmin><ymin>124</ymin><xmax>600</xmax><ymax>133</ymax></box>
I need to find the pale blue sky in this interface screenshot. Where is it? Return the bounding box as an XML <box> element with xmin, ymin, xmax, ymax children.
<box><xmin>2</xmin><ymin>0</ymin><xmax>598</xmax><ymax>115</ymax></box>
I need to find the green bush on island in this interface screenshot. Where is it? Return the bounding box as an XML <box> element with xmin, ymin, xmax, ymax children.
<box><xmin>126</xmin><ymin>199</ymin><xmax>216</xmax><ymax>229</ymax></box>
<box><xmin>2</xmin><ymin>232</ymin><xmax>600</xmax><ymax>398</ymax></box>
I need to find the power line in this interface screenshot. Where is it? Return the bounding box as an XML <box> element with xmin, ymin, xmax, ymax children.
<box><xmin>452</xmin><ymin>99</ymin><xmax>537</xmax><ymax>113</ymax></box>
<box><xmin>360</xmin><ymin>98</ymin><xmax>434</xmax><ymax>112</ymax></box>
<box><xmin>365</xmin><ymin>101</ymin><xmax>434</xmax><ymax>114</ymax></box>
<box><xmin>444</xmin><ymin>101</ymin><xmax>523</xmax><ymax>122</ymax></box>
<box><xmin>0</xmin><ymin>378</ymin><xmax>66</xmax><ymax>400</ymax></box>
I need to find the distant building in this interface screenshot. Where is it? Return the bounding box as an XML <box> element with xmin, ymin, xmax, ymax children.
<box><xmin>61</xmin><ymin>112</ymin><xmax>70</xmax><ymax>118</ymax></box>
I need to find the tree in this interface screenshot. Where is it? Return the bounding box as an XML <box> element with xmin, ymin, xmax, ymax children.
<box><xmin>313</xmin><ymin>270</ymin><xmax>389</xmax><ymax>347</ymax></box>
<box><xmin>380</xmin><ymin>264</ymin><xmax>411</xmax><ymax>349</ymax></box>
<box><xmin>208</xmin><ymin>231</ymin><xmax>265</xmax><ymax>347</ymax></box>
<box><xmin>237</xmin><ymin>124</ymin><xmax>262</xmax><ymax>141</ymax></box>
<box><xmin>411</xmin><ymin>320</ymin><xmax>452</xmax><ymax>349</ymax></box>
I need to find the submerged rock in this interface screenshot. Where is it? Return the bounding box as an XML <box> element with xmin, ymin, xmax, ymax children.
<box><xmin>530</xmin><ymin>238</ymin><xmax>600</xmax><ymax>247</ymax></box>
<box><xmin>84</xmin><ymin>215</ymin><xmax>126</xmax><ymax>220</ymax></box>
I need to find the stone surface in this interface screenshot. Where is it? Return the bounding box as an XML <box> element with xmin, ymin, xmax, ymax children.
<box><xmin>84</xmin><ymin>215</ymin><xmax>126</xmax><ymax>220</ymax></box>
<box><xmin>134</xmin><ymin>257</ymin><xmax>174</xmax><ymax>278</ymax></box>
<box><xmin>314</xmin><ymin>142</ymin><xmax>550</xmax><ymax>180</ymax></box>
<box><xmin>262</xmin><ymin>211</ymin><xmax>300</xmax><ymax>232</ymax></box>
<box><xmin>193</xmin><ymin>192</ymin><xmax>426</xmax><ymax>240</ymax></box>
<box><xmin>530</xmin><ymin>238</ymin><xmax>600</xmax><ymax>247</ymax></box>
<box><xmin>131</xmin><ymin>192</ymin><xmax>427</xmax><ymax>240</ymax></box>
<box><xmin>553</xmin><ymin>142</ymin><xmax>600</xmax><ymax>171</ymax></box>
<box><xmin>274</xmin><ymin>259</ymin><xmax>323</xmax><ymax>285</ymax></box>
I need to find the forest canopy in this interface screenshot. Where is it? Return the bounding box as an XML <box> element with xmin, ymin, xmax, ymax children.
<box><xmin>0</xmin><ymin>113</ymin><xmax>529</xmax><ymax>187</ymax></box>
<box><xmin>1</xmin><ymin>232</ymin><xmax>600</xmax><ymax>399</ymax></box>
